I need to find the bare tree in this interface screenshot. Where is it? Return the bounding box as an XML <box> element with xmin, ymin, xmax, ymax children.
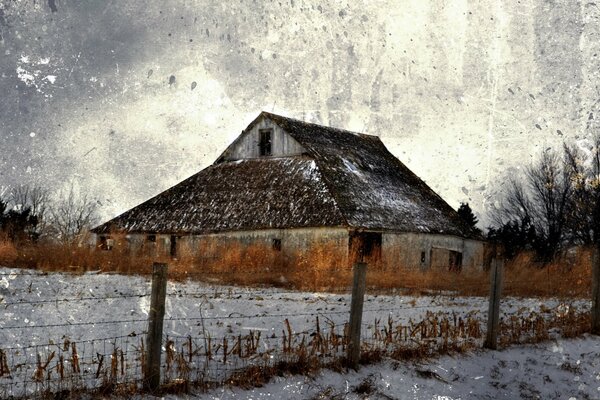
<box><xmin>491</xmin><ymin>176</ymin><xmax>533</xmax><ymax>227</ymax></box>
<box><xmin>49</xmin><ymin>183</ymin><xmax>98</xmax><ymax>245</ymax></box>
<box><xmin>8</xmin><ymin>184</ymin><xmax>51</xmax><ymax>240</ymax></box>
<box><xmin>526</xmin><ymin>150</ymin><xmax>573</xmax><ymax>260</ymax></box>
<box><xmin>490</xmin><ymin>149</ymin><xmax>573</xmax><ymax>261</ymax></box>
<box><xmin>564</xmin><ymin>134</ymin><xmax>600</xmax><ymax>246</ymax></box>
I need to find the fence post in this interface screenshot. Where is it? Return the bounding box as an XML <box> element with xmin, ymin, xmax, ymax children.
<box><xmin>144</xmin><ymin>262</ymin><xmax>168</xmax><ymax>392</ymax></box>
<box><xmin>347</xmin><ymin>262</ymin><xmax>367</xmax><ymax>370</ymax></box>
<box><xmin>484</xmin><ymin>258</ymin><xmax>503</xmax><ymax>350</ymax></box>
<box><xmin>592</xmin><ymin>246</ymin><xmax>600</xmax><ymax>335</ymax></box>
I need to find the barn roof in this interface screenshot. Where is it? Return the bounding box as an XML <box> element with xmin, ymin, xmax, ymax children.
<box><xmin>93</xmin><ymin>157</ymin><xmax>346</xmax><ymax>234</ymax></box>
<box><xmin>93</xmin><ymin>112</ymin><xmax>479</xmax><ymax>238</ymax></box>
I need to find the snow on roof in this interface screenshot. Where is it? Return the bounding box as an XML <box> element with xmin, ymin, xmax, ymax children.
<box><xmin>261</xmin><ymin>112</ymin><xmax>479</xmax><ymax>238</ymax></box>
<box><xmin>93</xmin><ymin>157</ymin><xmax>345</xmax><ymax>234</ymax></box>
<box><xmin>93</xmin><ymin>112</ymin><xmax>479</xmax><ymax>238</ymax></box>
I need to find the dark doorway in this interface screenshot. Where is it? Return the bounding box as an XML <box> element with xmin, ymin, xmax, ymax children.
<box><xmin>99</xmin><ymin>235</ymin><xmax>113</xmax><ymax>251</ymax></box>
<box><xmin>170</xmin><ymin>235</ymin><xmax>177</xmax><ymax>258</ymax></box>
<box><xmin>349</xmin><ymin>231</ymin><xmax>382</xmax><ymax>264</ymax></box>
<box><xmin>449</xmin><ymin>250</ymin><xmax>463</xmax><ymax>272</ymax></box>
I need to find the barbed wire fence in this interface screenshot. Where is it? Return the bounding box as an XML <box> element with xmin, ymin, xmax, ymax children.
<box><xmin>0</xmin><ymin>258</ymin><xmax>595</xmax><ymax>398</ymax></box>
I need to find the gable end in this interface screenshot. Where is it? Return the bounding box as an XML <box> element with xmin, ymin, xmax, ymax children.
<box><xmin>217</xmin><ymin>115</ymin><xmax>306</xmax><ymax>162</ymax></box>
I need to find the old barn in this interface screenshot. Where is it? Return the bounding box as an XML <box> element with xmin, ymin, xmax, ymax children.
<box><xmin>92</xmin><ymin>112</ymin><xmax>484</xmax><ymax>271</ymax></box>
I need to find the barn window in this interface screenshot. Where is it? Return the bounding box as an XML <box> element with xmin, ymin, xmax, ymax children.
<box><xmin>146</xmin><ymin>234</ymin><xmax>156</xmax><ymax>243</ymax></box>
<box><xmin>170</xmin><ymin>235</ymin><xmax>178</xmax><ymax>258</ymax></box>
<box><xmin>449</xmin><ymin>250</ymin><xmax>463</xmax><ymax>272</ymax></box>
<box><xmin>259</xmin><ymin>129</ymin><xmax>272</xmax><ymax>156</ymax></box>
<box><xmin>272</xmin><ymin>238</ymin><xmax>282</xmax><ymax>251</ymax></box>
<box><xmin>420</xmin><ymin>251</ymin><xmax>426</xmax><ymax>263</ymax></box>
<box><xmin>99</xmin><ymin>236</ymin><xmax>113</xmax><ymax>251</ymax></box>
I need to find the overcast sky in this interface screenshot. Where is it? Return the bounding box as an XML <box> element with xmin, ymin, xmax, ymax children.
<box><xmin>0</xmin><ymin>0</ymin><xmax>598</xmax><ymax>227</ymax></box>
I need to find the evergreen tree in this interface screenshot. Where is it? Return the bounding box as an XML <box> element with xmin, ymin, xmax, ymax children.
<box><xmin>487</xmin><ymin>216</ymin><xmax>538</xmax><ymax>259</ymax></box>
<box><xmin>0</xmin><ymin>199</ymin><xmax>39</xmax><ymax>242</ymax></box>
<box><xmin>457</xmin><ymin>202</ymin><xmax>479</xmax><ymax>228</ymax></box>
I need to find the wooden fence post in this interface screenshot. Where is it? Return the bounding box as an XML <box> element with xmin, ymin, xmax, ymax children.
<box><xmin>484</xmin><ymin>258</ymin><xmax>503</xmax><ymax>350</ymax></box>
<box><xmin>347</xmin><ymin>262</ymin><xmax>367</xmax><ymax>370</ymax></box>
<box><xmin>592</xmin><ymin>245</ymin><xmax>600</xmax><ymax>335</ymax></box>
<box><xmin>144</xmin><ymin>262</ymin><xmax>168</xmax><ymax>392</ymax></box>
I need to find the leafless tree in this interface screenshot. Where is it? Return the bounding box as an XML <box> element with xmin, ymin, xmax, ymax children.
<box><xmin>491</xmin><ymin>176</ymin><xmax>533</xmax><ymax>227</ymax></box>
<box><xmin>48</xmin><ymin>183</ymin><xmax>98</xmax><ymax>245</ymax></box>
<box><xmin>8</xmin><ymin>184</ymin><xmax>51</xmax><ymax>239</ymax></box>
<box><xmin>563</xmin><ymin>134</ymin><xmax>600</xmax><ymax>246</ymax></box>
<box><xmin>491</xmin><ymin>149</ymin><xmax>573</xmax><ymax>261</ymax></box>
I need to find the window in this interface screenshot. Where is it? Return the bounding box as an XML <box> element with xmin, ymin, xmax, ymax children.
<box><xmin>146</xmin><ymin>234</ymin><xmax>156</xmax><ymax>243</ymax></box>
<box><xmin>272</xmin><ymin>238</ymin><xmax>282</xmax><ymax>251</ymax></box>
<box><xmin>449</xmin><ymin>250</ymin><xmax>463</xmax><ymax>272</ymax></box>
<box><xmin>259</xmin><ymin>129</ymin><xmax>272</xmax><ymax>156</ymax></box>
<box><xmin>170</xmin><ymin>235</ymin><xmax>177</xmax><ymax>258</ymax></box>
<box><xmin>99</xmin><ymin>236</ymin><xmax>114</xmax><ymax>251</ymax></box>
<box><xmin>420</xmin><ymin>251</ymin><xmax>426</xmax><ymax>264</ymax></box>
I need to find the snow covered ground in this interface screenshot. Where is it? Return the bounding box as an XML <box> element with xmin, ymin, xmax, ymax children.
<box><xmin>0</xmin><ymin>267</ymin><xmax>596</xmax><ymax>399</ymax></box>
<box><xmin>197</xmin><ymin>335</ymin><xmax>600</xmax><ymax>400</ymax></box>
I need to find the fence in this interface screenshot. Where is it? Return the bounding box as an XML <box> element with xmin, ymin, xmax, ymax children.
<box><xmin>0</xmin><ymin>255</ymin><xmax>596</xmax><ymax>398</ymax></box>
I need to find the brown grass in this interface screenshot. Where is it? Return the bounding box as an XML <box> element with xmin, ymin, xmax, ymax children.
<box><xmin>0</xmin><ymin>240</ymin><xmax>18</xmax><ymax>265</ymax></box>
<box><xmin>185</xmin><ymin>239</ymin><xmax>351</xmax><ymax>290</ymax></box>
<box><xmin>0</xmin><ymin>235</ymin><xmax>594</xmax><ymax>298</ymax></box>
<box><xmin>0</xmin><ymin>234</ymin><xmax>155</xmax><ymax>275</ymax></box>
<box><xmin>500</xmin><ymin>250</ymin><xmax>592</xmax><ymax>298</ymax></box>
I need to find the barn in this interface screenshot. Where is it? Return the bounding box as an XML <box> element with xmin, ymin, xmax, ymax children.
<box><xmin>92</xmin><ymin>111</ymin><xmax>485</xmax><ymax>271</ymax></box>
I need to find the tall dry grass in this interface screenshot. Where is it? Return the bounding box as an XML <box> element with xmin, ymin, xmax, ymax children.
<box><xmin>0</xmin><ymin>234</ymin><xmax>155</xmax><ymax>275</ymax></box>
<box><xmin>186</xmin><ymin>239</ymin><xmax>349</xmax><ymax>289</ymax></box>
<box><xmin>500</xmin><ymin>249</ymin><xmax>592</xmax><ymax>298</ymax></box>
<box><xmin>0</xmin><ymin>234</ymin><xmax>593</xmax><ymax>298</ymax></box>
<box><xmin>0</xmin><ymin>239</ymin><xmax>18</xmax><ymax>265</ymax></box>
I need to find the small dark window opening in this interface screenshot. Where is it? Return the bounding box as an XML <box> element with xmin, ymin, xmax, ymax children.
<box><xmin>420</xmin><ymin>251</ymin><xmax>426</xmax><ymax>263</ymax></box>
<box><xmin>99</xmin><ymin>235</ymin><xmax>113</xmax><ymax>251</ymax></box>
<box><xmin>146</xmin><ymin>234</ymin><xmax>156</xmax><ymax>243</ymax></box>
<box><xmin>272</xmin><ymin>238</ymin><xmax>282</xmax><ymax>251</ymax></box>
<box><xmin>449</xmin><ymin>250</ymin><xmax>463</xmax><ymax>272</ymax></box>
<box><xmin>170</xmin><ymin>235</ymin><xmax>177</xmax><ymax>258</ymax></box>
<box><xmin>259</xmin><ymin>129</ymin><xmax>272</xmax><ymax>156</ymax></box>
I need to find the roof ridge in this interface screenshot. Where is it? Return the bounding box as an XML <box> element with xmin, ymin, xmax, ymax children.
<box><xmin>261</xmin><ymin>111</ymin><xmax>380</xmax><ymax>140</ymax></box>
<box><xmin>307</xmin><ymin>157</ymin><xmax>351</xmax><ymax>228</ymax></box>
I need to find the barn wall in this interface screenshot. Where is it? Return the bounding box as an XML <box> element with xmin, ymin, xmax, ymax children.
<box><xmin>222</xmin><ymin>117</ymin><xmax>306</xmax><ymax>160</ymax></box>
<box><xmin>186</xmin><ymin>227</ymin><xmax>349</xmax><ymax>267</ymax></box>
<box><xmin>382</xmin><ymin>232</ymin><xmax>485</xmax><ymax>271</ymax></box>
<box><xmin>120</xmin><ymin>227</ymin><xmax>350</xmax><ymax>268</ymax></box>
<box><xmin>96</xmin><ymin>229</ymin><xmax>485</xmax><ymax>272</ymax></box>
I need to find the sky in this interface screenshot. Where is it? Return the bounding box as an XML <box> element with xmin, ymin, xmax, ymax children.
<box><xmin>0</xmin><ymin>0</ymin><xmax>599</xmax><ymax>227</ymax></box>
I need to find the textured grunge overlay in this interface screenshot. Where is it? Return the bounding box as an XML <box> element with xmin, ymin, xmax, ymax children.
<box><xmin>0</xmin><ymin>1</ymin><xmax>597</xmax><ymax>226</ymax></box>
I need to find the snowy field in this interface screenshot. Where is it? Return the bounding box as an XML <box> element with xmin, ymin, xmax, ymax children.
<box><xmin>195</xmin><ymin>336</ymin><xmax>600</xmax><ymax>400</ymax></box>
<box><xmin>0</xmin><ymin>267</ymin><xmax>596</xmax><ymax>399</ymax></box>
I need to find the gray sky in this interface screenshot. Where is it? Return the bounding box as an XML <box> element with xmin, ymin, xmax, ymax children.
<box><xmin>0</xmin><ymin>0</ymin><xmax>598</xmax><ymax>227</ymax></box>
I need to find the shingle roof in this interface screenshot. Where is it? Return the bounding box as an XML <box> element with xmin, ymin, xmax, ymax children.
<box><xmin>93</xmin><ymin>111</ymin><xmax>479</xmax><ymax>238</ymax></box>
<box><xmin>93</xmin><ymin>157</ymin><xmax>345</xmax><ymax>234</ymax></box>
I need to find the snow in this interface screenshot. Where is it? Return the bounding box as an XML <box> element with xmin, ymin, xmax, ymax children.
<box><xmin>0</xmin><ymin>266</ymin><xmax>596</xmax><ymax>399</ymax></box>
<box><xmin>198</xmin><ymin>336</ymin><xmax>600</xmax><ymax>399</ymax></box>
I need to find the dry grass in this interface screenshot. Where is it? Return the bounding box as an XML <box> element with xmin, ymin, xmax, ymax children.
<box><xmin>0</xmin><ymin>235</ymin><xmax>594</xmax><ymax>299</ymax></box>
<box><xmin>0</xmin><ymin>234</ymin><xmax>155</xmax><ymax>275</ymax></box>
<box><xmin>364</xmin><ymin>248</ymin><xmax>593</xmax><ymax>298</ymax></box>
<box><xmin>186</xmin><ymin>239</ymin><xmax>350</xmax><ymax>290</ymax></box>
<box><xmin>0</xmin><ymin>240</ymin><xmax>18</xmax><ymax>265</ymax></box>
<box><xmin>500</xmin><ymin>250</ymin><xmax>592</xmax><ymax>298</ymax></box>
